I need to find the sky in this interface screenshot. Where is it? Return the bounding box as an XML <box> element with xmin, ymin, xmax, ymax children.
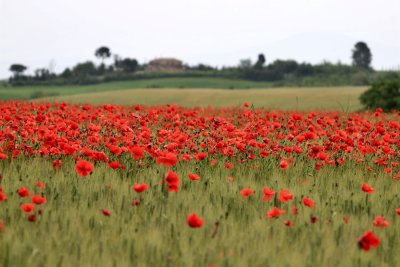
<box><xmin>0</xmin><ymin>0</ymin><xmax>399</xmax><ymax>78</ymax></box>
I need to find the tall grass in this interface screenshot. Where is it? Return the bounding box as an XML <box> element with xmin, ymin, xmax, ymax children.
<box><xmin>0</xmin><ymin>156</ymin><xmax>398</xmax><ymax>267</ymax></box>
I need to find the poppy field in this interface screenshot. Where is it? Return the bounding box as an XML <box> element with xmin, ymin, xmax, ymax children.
<box><xmin>0</xmin><ymin>100</ymin><xmax>399</xmax><ymax>267</ymax></box>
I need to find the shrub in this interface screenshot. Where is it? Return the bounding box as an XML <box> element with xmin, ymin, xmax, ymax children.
<box><xmin>360</xmin><ymin>79</ymin><xmax>400</xmax><ymax>111</ymax></box>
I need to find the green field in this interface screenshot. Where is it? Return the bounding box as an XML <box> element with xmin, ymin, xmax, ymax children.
<box><xmin>0</xmin><ymin>78</ymin><xmax>274</xmax><ymax>100</ymax></box>
<box><xmin>0</xmin><ymin>77</ymin><xmax>367</xmax><ymax>111</ymax></box>
<box><xmin>41</xmin><ymin>87</ymin><xmax>366</xmax><ymax>111</ymax></box>
<box><xmin>0</xmin><ymin>78</ymin><xmax>366</xmax><ymax>111</ymax></box>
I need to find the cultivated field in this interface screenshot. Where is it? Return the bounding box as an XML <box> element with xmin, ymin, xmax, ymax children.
<box><xmin>0</xmin><ymin>101</ymin><xmax>398</xmax><ymax>267</ymax></box>
<box><xmin>0</xmin><ymin>78</ymin><xmax>275</xmax><ymax>100</ymax></box>
<box><xmin>41</xmin><ymin>87</ymin><xmax>366</xmax><ymax>111</ymax></box>
<box><xmin>0</xmin><ymin>78</ymin><xmax>366</xmax><ymax>112</ymax></box>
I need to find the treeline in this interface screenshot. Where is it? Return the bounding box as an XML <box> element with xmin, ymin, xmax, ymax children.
<box><xmin>7</xmin><ymin>42</ymin><xmax>400</xmax><ymax>87</ymax></box>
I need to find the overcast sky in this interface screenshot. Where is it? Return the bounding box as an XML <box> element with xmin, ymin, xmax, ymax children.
<box><xmin>1</xmin><ymin>0</ymin><xmax>399</xmax><ymax>78</ymax></box>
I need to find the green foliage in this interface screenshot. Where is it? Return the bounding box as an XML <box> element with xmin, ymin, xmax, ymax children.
<box><xmin>9</xmin><ymin>64</ymin><xmax>27</xmax><ymax>77</ymax></box>
<box><xmin>352</xmin><ymin>42</ymin><xmax>372</xmax><ymax>69</ymax></box>
<box><xmin>253</xmin><ymin>53</ymin><xmax>266</xmax><ymax>69</ymax></box>
<box><xmin>238</xmin><ymin>59</ymin><xmax>253</xmax><ymax>69</ymax></box>
<box><xmin>72</xmin><ymin>61</ymin><xmax>97</xmax><ymax>76</ymax></box>
<box><xmin>360</xmin><ymin>79</ymin><xmax>400</xmax><ymax>111</ymax></box>
<box><xmin>114</xmin><ymin>58</ymin><xmax>139</xmax><ymax>73</ymax></box>
<box><xmin>187</xmin><ymin>63</ymin><xmax>215</xmax><ymax>71</ymax></box>
<box><xmin>33</xmin><ymin>68</ymin><xmax>56</xmax><ymax>81</ymax></box>
<box><xmin>95</xmin><ymin>46</ymin><xmax>111</xmax><ymax>62</ymax></box>
<box><xmin>4</xmin><ymin>45</ymin><xmax>396</xmax><ymax>88</ymax></box>
<box><xmin>61</xmin><ymin>68</ymin><xmax>72</xmax><ymax>79</ymax></box>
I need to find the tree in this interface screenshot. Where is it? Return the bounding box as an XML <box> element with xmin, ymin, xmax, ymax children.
<box><xmin>268</xmin><ymin>60</ymin><xmax>298</xmax><ymax>74</ymax></box>
<box><xmin>95</xmin><ymin>46</ymin><xmax>111</xmax><ymax>63</ymax></box>
<box><xmin>239</xmin><ymin>59</ymin><xmax>252</xmax><ymax>69</ymax></box>
<box><xmin>34</xmin><ymin>68</ymin><xmax>51</xmax><ymax>81</ymax></box>
<box><xmin>72</xmin><ymin>61</ymin><xmax>97</xmax><ymax>76</ymax></box>
<box><xmin>254</xmin><ymin>53</ymin><xmax>266</xmax><ymax>69</ymax></box>
<box><xmin>352</xmin><ymin>42</ymin><xmax>372</xmax><ymax>69</ymax></box>
<box><xmin>61</xmin><ymin>68</ymin><xmax>72</xmax><ymax>78</ymax></box>
<box><xmin>189</xmin><ymin>63</ymin><xmax>214</xmax><ymax>71</ymax></box>
<box><xmin>115</xmin><ymin>58</ymin><xmax>139</xmax><ymax>72</ymax></box>
<box><xmin>9</xmin><ymin>64</ymin><xmax>27</xmax><ymax>77</ymax></box>
<box><xmin>360</xmin><ymin>79</ymin><xmax>400</xmax><ymax>111</ymax></box>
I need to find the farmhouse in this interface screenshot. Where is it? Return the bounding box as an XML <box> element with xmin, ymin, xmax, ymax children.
<box><xmin>146</xmin><ymin>57</ymin><xmax>183</xmax><ymax>72</ymax></box>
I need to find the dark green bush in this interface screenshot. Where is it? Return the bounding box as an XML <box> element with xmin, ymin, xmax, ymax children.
<box><xmin>360</xmin><ymin>79</ymin><xmax>400</xmax><ymax>111</ymax></box>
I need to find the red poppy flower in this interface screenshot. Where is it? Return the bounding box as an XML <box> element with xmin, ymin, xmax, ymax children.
<box><xmin>131</xmin><ymin>199</ymin><xmax>140</xmax><ymax>206</ymax></box>
<box><xmin>167</xmin><ymin>183</ymin><xmax>179</xmax><ymax>192</ymax></box>
<box><xmin>156</xmin><ymin>152</ymin><xmax>178</xmax><ymax>167</ymax></box>
<box><xmin>129</xmin><ymin>146</ymin><xmax>145</xmax><ymax>160</ymax></box>
<box><xmin>18</xmin><ymin>187</ymin><xmax>30</xmax><ymax>198</ymax></box>
<box><xmin>180</xmin><ymin>153</ymin><xmax>191</xmax><ymax>161</ymax></box>
<box><xmin>266</xmin><ymin>207</ymin><xmax>286</xmax><ymax>218</ymax></box>
<box><xmin>302</xmin><ymin>197</ymin><xmax>315</xmax><ymax>208</ymax></box>
<box><xmin>102</xmin><ymin>209</ymin><xmax>111</xmax><ymax>217</ymax></box>
<box><xmin>284</xmin><ymin>220</ymin><xmax>294</xmax><ymax>227</ymax></box>
<box><xmin>165</xmin><ymin>170</ymin><xmax>179</xmax><ymax>183</ymax></box>
<box><xmin>240</xmin><ymin>188</ymin><xmax>253</xmax><ymax>199</ymax></box>
<box><xmin>291</xmin><ymin>206</ymin><xmax>298</xmax><ymax>215</ymax></box>
<box><xmin>75</xmin><ymin>160</ymin><xmax>94</xmax><ymax>176</ymax></box>
<box><xmin>133</xmin><ymin>183</ymin><xmax>149</xmax><ymax>193</ymax></box>
<box><xmin>195</xmin><ymin>152</ymin><xmax>207</xmax><ymax>161</ymax></box>
<box><xmin>165</xmin><ymin>170</ymin><xmax>180</xmax><ymax>192</ymax></box>
<box><xmin>358</xmin><ymin>230</ymin><xmax>380</xmax><ymax>251</ymax></box>
<box><xmin>361</xmin><ymin>183</ymin><xmax>374</xmax><ymax>194</ymax></box>
<box><xmin>0</xmin><ymin>220</ymin><xmax>4</xmax><ymax>231</ymax></box>
<box><xmin>372</xmin><ymin>216</ymin><xmax>389</xmax><ymax>227</ymax></box>
<box><xmin>227</xmin><ymin>176</ymin><xmax>234</xmax><ymax>182</ymax></box>
<box><xmin>310</xmin><ymin>216</ymin><xmax>318</xmax><ymax>224</ymax></box>
<box><xmin>35</xmin><ymin>181</ymin><xmax>45</xmax><ymax>189</ymax></box>
<box><xmin>278</xmin><ymin>189</ymin><xmax>293</xmax><ymax>203</ymax></box>
<box><xmin>0</xmin><ymin>192</ymin><xmax>7</xmax><ymax>201</ymax></box>
<box><xmin>187</xmin><ymin>213</ymin><xmax>203</xmax><ymax>228</ymax></box>
<box><xmin>28</xmin><ymin>214</ymin><xmax>37</xmax><ymax>222</ymax></box>
<box><xmin>32</xmin><ymin>195</ymin><xmax>46</xmax><ymax>205</ymax></box>
<box><xmin>262</xmin><ymin>187</ymin><xmax>275</xmax><ymax>201</ymax></box>
<box><xmin>20</xmin><ymin>203</ymin><xmax>35</xmax><ymax>213</ymax></box>
<box><xmin>188</xmin><ymin>173</ymin><xmax>200</xmax><ymax>181</ymax></box>
<box><xmin>279</xmin><ymin>160</ymin><xmax>289</xmax><ymax>170</ymax></box>
<box><xmin>224</xmin><ymin>162</ymin><xmax>233</xmax><ymax>169</ymax></box>
<box><xmin>52</xmin><ymin>159</ymin><xmax>62</xmax><ymax>170</ymax></box>
<box><xmin>396</xmin><ymin>208</ymin><xmax>400</xmax><ymax>215</ymax></box>
<box><xmin>384</xmin><ymin>167</ymin><xmax>392</xmax><ymax>173</ymax></box>
<box><xmin>108</xmin><ymin>161</ymin><xmax>125</xmax><ymax>170</ymax></box>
